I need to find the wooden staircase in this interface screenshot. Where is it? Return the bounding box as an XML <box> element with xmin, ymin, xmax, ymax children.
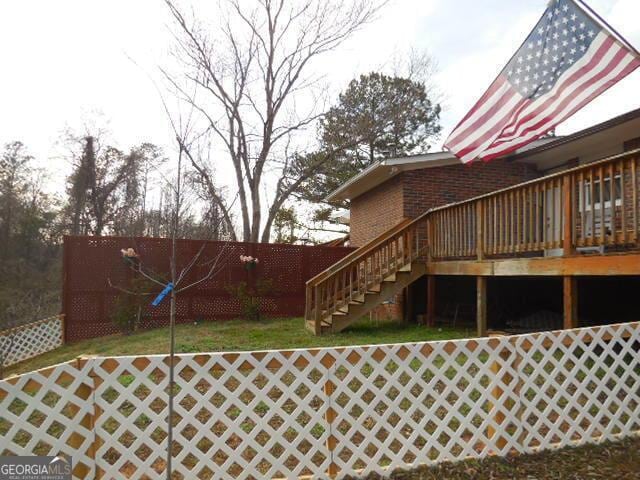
<box><xmin>305</xmin><ymin>212</ymin><xmax>430</xmax><ymax>334</ymax></box>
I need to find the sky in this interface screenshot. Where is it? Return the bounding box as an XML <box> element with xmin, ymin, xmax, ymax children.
<box><xmin>1</xmin><ymin>0</ymin><xmax>639</xmax><ymax>197</ymax></box>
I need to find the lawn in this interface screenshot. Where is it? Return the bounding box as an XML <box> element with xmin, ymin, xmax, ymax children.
<box><xmin>6</xmin><ymin>317</ymin><xmax>472</xmax><ymax>376</ymax></box>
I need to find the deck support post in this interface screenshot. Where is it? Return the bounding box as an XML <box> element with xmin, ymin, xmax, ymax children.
<box><xmin>563</xmin><ymin>276</ymin><xmax>578</xmax><ymax>329</ymax></box>
<box><xmin>476</xmin><ymin>276</ymin><xmax>487</xmax><ymax>337</ymax></box>
<box><xmin>402</xmin><ymin>287</ymin><xmax>411</xmax><ymax>324</ymax></box>
<box><xmin>426</xmin><ymin>275</ymin><xmax>436</xmax><ymax>327</ymax></box>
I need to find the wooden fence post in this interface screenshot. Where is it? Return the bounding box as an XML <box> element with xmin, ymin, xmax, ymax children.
<box><xmin>61</xmin><ymin>236</ymin><xmax>70</xmax><ymax>343</ymax></box>
<box><xmin>60</xmin><ymin>314</ymin><xmax>66</xmax><ymax>345</ymax></box>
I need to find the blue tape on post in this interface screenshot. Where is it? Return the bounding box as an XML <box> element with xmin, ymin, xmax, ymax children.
<box><xmin>152</xmin><ymin>282</ymin><xmax>174</xmax><ymax>307</ymax></box>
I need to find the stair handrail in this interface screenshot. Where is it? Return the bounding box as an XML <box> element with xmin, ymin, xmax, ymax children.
<box><xmin>306</xmin><ymin>210</ymin><xmax>431</xmax><ymax>288</ymax></box>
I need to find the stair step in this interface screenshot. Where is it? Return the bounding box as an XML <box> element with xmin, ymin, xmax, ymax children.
<box><xmin>319</xmin><ymin>262</ymin><xmax>427</xmax><ymax>334</ymax></box>
<box><xmin>307</xmin><ymin>261</ymin><xmax>426</xmax><ymax>335</ymax></box>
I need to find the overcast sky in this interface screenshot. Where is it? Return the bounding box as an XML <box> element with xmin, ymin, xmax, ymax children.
<box><xmin>1</xmin><ymin>0</ymin><xmax>639</xmax><ymax>193</ymax></box>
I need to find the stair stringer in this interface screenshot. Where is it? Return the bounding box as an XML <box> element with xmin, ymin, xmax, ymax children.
<box><xmin>328</xmin><ymin>261</ymin><xmax>426</xmax><ymax>333</ymax></box>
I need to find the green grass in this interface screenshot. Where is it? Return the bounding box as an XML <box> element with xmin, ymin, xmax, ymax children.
<box><xmin>5</xmin><ymin>317</ymin><xmax>471</xmax><ymax>376</ymax></box>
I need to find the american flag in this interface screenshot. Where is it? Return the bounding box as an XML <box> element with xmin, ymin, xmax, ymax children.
<box><xmin>444</xmin><ymin>0</ymin><xmax>640</xmax><ymax>164</ymax></box>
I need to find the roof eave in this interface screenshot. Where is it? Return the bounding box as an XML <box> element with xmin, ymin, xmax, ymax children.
<box><xmin>325</xmin><ymin>152</ymin><xmax>459</xmax><ymax>202</ymax></box>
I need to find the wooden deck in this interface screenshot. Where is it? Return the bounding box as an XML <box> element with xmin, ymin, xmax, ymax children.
<box><xmin>429</xmin><ymin>148</ymin><xmax>640</xmax><ymax>261</ymax></box>
<box><xmin>306</xmin><ymin>149</ymin><xmax>640</xmax><ymax>335</ymax></box>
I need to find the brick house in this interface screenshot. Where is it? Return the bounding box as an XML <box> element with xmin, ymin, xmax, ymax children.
<box><xmin>311</xmin><ymin>107</ymin><xmax>640</xmax><ymax>331</ymax></box>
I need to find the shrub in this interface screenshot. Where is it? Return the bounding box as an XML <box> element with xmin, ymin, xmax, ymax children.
<box><xmin>228</xmin><ymin>279</ymin><xmax>273</xmax><ymax>322</ymax></box>
<box><xmin>110</xmin><ymin>277</ymin><xmax>153</xmax><ymax>335</ymax></box>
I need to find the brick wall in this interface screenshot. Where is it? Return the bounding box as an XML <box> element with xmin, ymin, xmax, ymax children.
<box><xmin>349</xmin><ymin>159</ymin><xmax>540</xmax><ymax>246</ymax></box>
<box><xmin>350</xmin><ymin>175</ymin><xmax>405</xmax><ymax>247</ymax></box>
<box><xmin>402</xmin><ymin>158</ymin><xmax>541</xmax><ymax>218</ymax></box>
<box><xmin>347</xmin><ymin>158</ymin><xmax>540</xmax><ymax>321</ymax></box>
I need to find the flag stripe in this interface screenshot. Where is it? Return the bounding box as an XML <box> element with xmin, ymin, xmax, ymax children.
<box><xmin>479</xmin><ymin>52</ymin><xmax>640</xmax><ymax>160</ymax></box>
<box><xmin>494</xmin><ymin>33</ymin><xmax>619</xmax><ymax>143</ymax></box>
<box><xmin>447</xmin><ymin>90</ymin><xmax>524</xmax><ymax>158</ymax></box>
<box><xmin>445</xmin><ymin>77</ymin><xmax>512</xmax><ymax>144</ymax></box>
<box><xmin>457</xmin><ymin>96</ymin><xmax>530</xmax><ymax>163</ymax></box>
<box><xmin>487</xmin><ymin>44</ymin><xmax>628</xmax><ymax>151</ymax></box>
<box><xmin>497</xmin><ymin>33</ymin><xmax>613</xmax><ymax>139</ymax></box>
<box><xmin>444</xmin><ymin>80</ymin><xmax>515</xmax><ymax>150</ymax></box>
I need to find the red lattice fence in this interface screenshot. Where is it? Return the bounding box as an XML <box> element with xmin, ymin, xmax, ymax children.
<box><xmin>62</xmin><ymin>235</ymin><xmax>353</xmax><ymax>342</ymax></box>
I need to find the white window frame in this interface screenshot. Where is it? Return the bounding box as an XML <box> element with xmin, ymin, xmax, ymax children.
<box><xmin>579</xmin><ymin>173</ymin><xmax>622</xmax><ymax>212</ymax></box>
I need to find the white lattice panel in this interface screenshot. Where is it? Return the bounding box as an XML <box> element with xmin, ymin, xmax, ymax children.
<box><xmin>515</xmin><ymin>322</ymin><xmax>640</xmax><ymax>453</ymax></box>
<box><xmin>92</xmin><ymin>349</ymin><xmax>333</xmax><ymax>479</ymax></box>
<box><xmin>0</xmin><ymin>316</ymin><xmax>64</xmax><ymax>367</ymax></box>
<box><xmin>329</xmin><ymin>336</ymin><xmax>522</xmax><ymax>478</ymax></box>
<box><xmin>0</xmin><ymin>322</ymin><xmax>639</xmax><ymax>480</ymax></box>
<box><xmin>0</xmin><ymin>359</ymin><xmax>96</xmax><ymax>479</ymax></box>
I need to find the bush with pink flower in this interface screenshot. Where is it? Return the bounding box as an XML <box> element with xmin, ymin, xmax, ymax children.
<box><xmin>239</xmin><ymin>255</ymin><xmax>259</xmax><ymax>270</ymax></box>
<box><xmin>228</xmin><ymin>254</ymin><xmax>273</xmax><ymax>321</ymax></box>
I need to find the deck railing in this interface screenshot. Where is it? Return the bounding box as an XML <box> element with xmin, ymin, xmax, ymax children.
<box><xmin>305</xmin><ymin>149</ymin><xmax>640</xmax><ymax>328</ymax></box>
<box><xmin>430</xmin><ymin>149</ymin><xmax>640</xmax><ymax>259</ymax></box>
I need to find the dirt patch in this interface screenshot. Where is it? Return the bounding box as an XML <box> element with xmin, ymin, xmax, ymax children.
<box><xmin>348</xmin><ymin>437</ymin><xmax>640</xmax><ymax>479</ymax></box>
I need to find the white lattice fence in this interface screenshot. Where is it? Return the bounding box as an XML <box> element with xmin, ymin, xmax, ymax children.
<box><xmin>0</xmin><ymin>315</ymin><xmax>64</xmax><ymax>367</ymax></box>
<box><xmin>515</xmin><ymin>322</ymin><xmax>640</xmax><ymax>453</ymax></box>
<box><xmin>0</xmin><ymin>322</ymin><xmax>639</xmax><ymax>480</ymax></box>
<box><xmin>0</xmin><ymin>358</ymin><xmax>96</xmax><ymax>478</ymax></box>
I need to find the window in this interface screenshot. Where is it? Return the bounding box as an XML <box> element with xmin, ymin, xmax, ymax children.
<box><xmin>580</xmin><ymin>174</ymin><xmax>622</xmax><ymax>211</ymax></box>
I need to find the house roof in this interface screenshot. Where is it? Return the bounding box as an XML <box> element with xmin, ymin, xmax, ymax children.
<box><xmin>327</xmin><ymin>106</ymin><xmax>640</xmax><ymax>202</ymax></box>
<box><xmin>508</xmin><ymin>107</ymin><xmax>640</xmax><ymax>160</ymax></box>
<box><xmin>506</xmin><ymin>107</ymin><xmax>640</xmax><ymax>171</ymax></box>
<box><xmin>325</xmin><ymin>151</ymin><xmax>457</xmax><ymax>202</ymax></box>
<box><xmin>326</xmin><ymin>138</ymin><xmax>557</xmax><ymax>202</ymax></box>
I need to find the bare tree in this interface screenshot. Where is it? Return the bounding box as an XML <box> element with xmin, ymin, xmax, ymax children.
<box><xmin>164</xmin><ymin>0</ymin><xmax>385</xmax><ymax>242</ymax></box>
<box><xmin>108</xmin><ymin>87</ymin><xmax>233</xmax><ymax>478</ymax></box>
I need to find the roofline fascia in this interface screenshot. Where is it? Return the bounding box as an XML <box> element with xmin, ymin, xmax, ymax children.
<box><xmin>324</xmin><ymin>153</ymin><xmax>459</xmax><ymax>202</ymax></box>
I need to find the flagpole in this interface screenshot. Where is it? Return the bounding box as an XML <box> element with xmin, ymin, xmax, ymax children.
<box><xmin>573</xmin><ymin>0</ymin><xmax>640</xmax><ymax>59</ymax></box>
